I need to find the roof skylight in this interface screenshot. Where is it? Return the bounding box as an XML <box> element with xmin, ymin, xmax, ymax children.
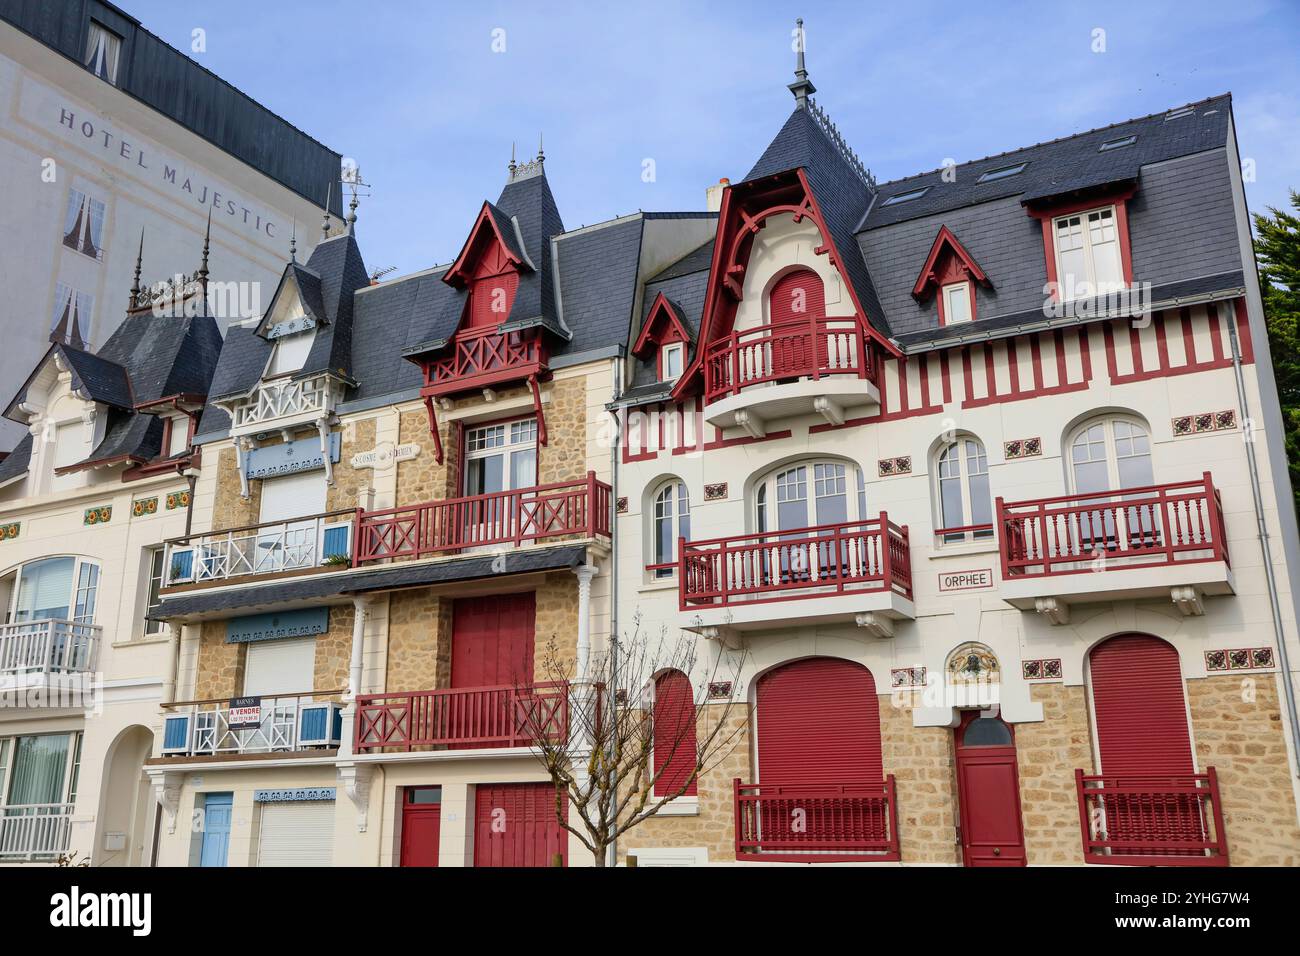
<box><xmin>1099</xmin><ymin>135</ymin><xmax>1137</xmax><ymax>151</ymax></box>
<box><xmin>976</xmin><ymin>162</ymin><xmax>1028</xmax><ymax>184</ymax></box>
<box><xmin>881</xmin><ymin>186</ymin><xmax>930</xmax><ymax>206</ymax></box>
<box><xmin>1165</xmin><ymin>106</ymin><xmax>1195</xmax><ymax>121</ymax></box>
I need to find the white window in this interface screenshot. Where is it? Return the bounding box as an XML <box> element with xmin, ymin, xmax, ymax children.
<box><xmin>267</xmin><ymin>329</ymin><xmax>315</xmax><ymax>376</ymax></box>
<box><xmin>935</xmin><ymin>438</ymin><xmax>993</xmax><ymax>544</ymax></box>
<box><xmin>464</xmin><ymin>419</ymin><xmax>538</xmax><ymax>496</ymax></box>
<box><xmin>52</xmin><ymin>421</ymin><xmax>88</xmax><ymax>470</ymax></box>
<box><xmin>259</xmin><ymin>471</ymin><xmax>327</xmax><ymax>525</ymax></box>
<box><xmin>7</xmin><ymin>557</ymin><xmax>98</xmax><ymax>625</ymax></box>
<box><xmin>661</xmin><ymin>343</ymin><xmax>684</xmax><ymax>382</ymax></box>
<box><xmin>166</xmin><ymin>416</ymin><xmax>190</xmax><ymax>458</ymax></box>
<box><xmin>49</xmin><ymin>284</ymin><xmax>93</xmax><ymax>347</ymax></box>
<box><xmin>942</xmin><ymin>281</ymin><xmax>972</xmax><ymax>325</ymax></box>
<box><xmin>84</xmin><ymin>22</ymin><xmax>121</xmax><ymax>84</ymax></box>
<box><xmin>61</xmin><ymin>189</ymin><xmax>106</xmax><ymax>260</ymax></box>
<box><xmin>1053</xmin><ymin>206</ymin><xmax>1124</xmax><ymax>299</ymax></box>
<box><xmin>243</xmin><ymin>637</ymin><xmax>316</xmax><ymax>697</ymax></box>
<box><xmin>0</xmin><ymin>732</ymin><xmax>82</xmax><ymax>812</ymax></box>
<box><xmin>143</xmin><ymin>548</ymin><xmax>166</xmax><ymax>636</ymax></box>
<box><xmin>755</xmin><ymin>461</ymin><xmax>867</xmax><ymax>533</ymax></box>
<box><xmin>1069</xmin><ymin>417</ymin><xmax>1153</xmax><ymax>495</ymax></box>
<box><xmin>651</xmin><ymin>480</ymin><xmax>690</xmax><ymax>577</ymax></box>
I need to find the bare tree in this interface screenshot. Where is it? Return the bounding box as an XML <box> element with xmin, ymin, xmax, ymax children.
<box><xmin>519</xmin><ymin>617</ymin><xmax>749</xmax><ymax>867</ymax></box>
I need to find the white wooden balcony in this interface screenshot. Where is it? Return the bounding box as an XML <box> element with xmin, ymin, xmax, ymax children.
<box><xmin>162</xmin><ymin>511</ymin><xmax>355</xmax><ymax>588</ymax></box>
<box><xmin>0</xmin><ymin>803</ymin><xmax>74</xmax><ymax>860</ymax></box>
<box><xmin>159</xmin><ymin>690</ymin><xmax>345</xmax><ymax>759</ymax></box>
<box><xmin>0</xmin><ymin>619</ymin><xmax>100</xmax><ymax>685</ymax></box>
<box><xmin>226</xmin><ymin>372</ymin><xmax>338</xmax><ymax>437</ymax></box>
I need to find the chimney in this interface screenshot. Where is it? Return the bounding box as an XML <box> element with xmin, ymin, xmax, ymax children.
<box><xmin>706</xmin><ymin>177</ymin><xmax>730</xmax><ymax>212</ymax></box>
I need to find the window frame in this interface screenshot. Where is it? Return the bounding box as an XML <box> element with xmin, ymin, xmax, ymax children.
<box><xmin>933</xmin><ymin>437</ymin><xmax>994</xmax><ymax>546</ymax></box>
<box><xmin>5</xmin><ymin>556</ymin><xmax>100</xmax><ymax>625</ymax></box>
<box><xmin>659</xmin><ymin>342</ymin><xmax>684</xmax><ymax>383</ymax></box>
<box><xmin>938</xmin><ymin>280</ymin><xmax>974</xmax><ymax>325</ymax></box>
<box><xmin>648</xmin><ymin>479</ymin><xmax>691</xmax><ymax>579</ymax></box>
<box><xmin>754</xmin><ymin>459</ymin><xmax>868</xmax><ymax>535</ymax></box>
<box><xmin>143</xmin><ymin>547</ymin><xmax>167</xmax><ymax>636</ymax></box>
<box><xmin>84</xmin><ymin>21</ymin><xmax>122</xmax><ymax>85</ymax></box>
<box><xmin>1066</xmin><ymin>415</ymin><xmax>1154</xmax><ymax>495</ymax></box>
<box><xmin>0</xmin><ymin>731</ymin><xmax>83</xmax><ymax>811</ymax></box>
<box><xmin>462</xmin><ymin>415</ymin><xmax>539</xmax><ymax>497</ymax></box>
<box><xmin>1029</xmin><ymin>192</ymin><xmax>1134</xmax><ymax>303</ymax></box>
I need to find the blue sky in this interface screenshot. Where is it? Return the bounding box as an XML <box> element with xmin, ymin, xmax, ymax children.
<box><xmin>126</xmin><ymin>0</ymin><xmax>1300</xmax><ymax>279</ymax></box>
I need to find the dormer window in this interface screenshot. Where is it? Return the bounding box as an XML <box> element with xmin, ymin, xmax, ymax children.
<box><xmin>661</xmin><ymin>343</ymin><xmax>684</xmax><ymax>382</ymax></box>
<box><xmin>84</xmin><ymin>21</ymin><xmax>121</xmax><ymax>84</ymax></box>
<box><xmin>165</xmin><ymin>416</ymin><xmax>191</xmax><ymax>458</ymax></box>
<box><xmin>1053</xmin><ymin>206</ymin><xmax>1124</xmax><ymax>299</ymax></box>
<box><xmin>941</xmin><ymin>282</ymin><xmax>973</xmax><ymax>325</ymax></box>
<box><xmin>267</xmin><ymin>327</ymin><xmax>315</xmax><ymax>376</ymax></box>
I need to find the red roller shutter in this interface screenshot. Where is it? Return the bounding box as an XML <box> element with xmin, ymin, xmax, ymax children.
<box><xmin>653</xmin><ymin>670</ymin><xmax>697</xmax><ymax>796</ymax></box>
<box><xmin>756</xmin><ymin>657</ymin><xmax>883</xmax><ymax>784</ymax></box>
<box><xmin>1089</xmin><ymin>634</ymin><xmax>1194</xmax><ymax>775</ymax></box>
<box><xmin>768</xmin><ymin>269</ymin><xmax>825</xmax><ymax>325</ymax></box>
<box><xmin>474</xmin><ymin>782</ymin><xmax>567</xmax><ymax>867</ymax></box>
<box><xmin>451</xmin><ymin>593</ymin><xmax>535</xmax><ymax>688</ymax></box>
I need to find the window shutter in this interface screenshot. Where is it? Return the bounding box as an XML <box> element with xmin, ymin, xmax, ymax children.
<box><xmin>1089</xmin><ymin>634</ymin><xmax>1194</xmax><ymax>775</ymax></box>
<box><xmin>653</xmin><ymin>670</ymin><xmax>698</xmax><ymax>796</ymax></box>
<box><xmin>769</xmin><ymin>269</ymin><xmax>826</xmax><ymax>325</ymax></box>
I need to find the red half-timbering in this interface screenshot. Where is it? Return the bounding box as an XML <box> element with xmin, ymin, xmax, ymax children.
<box><xmin>672</xmin><ymin>169</ymin><xmax>897</xmax><ymax>403</ymax></box>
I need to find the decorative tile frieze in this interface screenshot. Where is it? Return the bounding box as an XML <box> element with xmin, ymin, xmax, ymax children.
<box><xmin>132</xmin><ymin>497</ymin><xmax>158</xmax><ymax>517</ymax></box>
<box><xmin>0</xmin><ymin>522</ymin><xmax>19</xmax><ymax>541</ymax></box>
<box><xmin>1022</xmin><ymin>658</ymin><xmax>1062</xmax><ymax>681</ymax></box>
<box><xmin>703</xmin><ymin>482</ymin><xmax>728</xmax><ymax>501</ymax></box>
<box><xmin>1172</xmin><ymin>409</ymin><xmax>1236</xmax><ymax>437</ymax></box>
<box><xmin>615</xmin><ymin>496</ymin><xmax>628</xmax><ymax>514</ymax></box>
<box><xmin>166</xmin><ymin>490</ymin><xmax>191</xmax><ymax>510</ymax></box>
<box><xmin>83</xmin><ymin>505</ymin><xmax>112</xmax><ymax>526</ymax></box>
<box><xmin>890</xmin><ymin>666</ymin><xmax>926</xmax><ymax>688</ymax></box>
<box><xmin>1003</xmin><ymin>437</ymin><xmax>1042</xmax><ymax>460</ymax></box>
<box><xmin>1204</xmin><ymin>647</ymin><xmax>1274</xmax><ymax>672</ymax></box>
<box><xmin>707</xmin><ymin>680</ymin><xmax>733</xmax><ymax>700</ymax></box>
<box><xmin>877</xmin><ymin>456</ymin><xmax>912</xmax><ymax>477</ymax></box>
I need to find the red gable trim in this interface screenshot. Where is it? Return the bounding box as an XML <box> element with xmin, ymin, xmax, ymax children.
<box><xmin>671</xmin><ymin>169</ymin><xmax>899</xmax><ymax>401</ymax></box>
<box><xmin>632</xmin><ymin>292</ymin><xmax>690</xmax><ymax>359</ymax></box>
<box><xmin>1025</xmin><ymin>185</ymin><xmax>1137</xmax><ymax>298</ymax></box>
<box><xmin>911</xmin><ymin>225</ymin><xmax>990</xmax><ymax>299</ymax></box>
<box><xmin>443</xmin><ymin>201</ymin><xmax>526</xmax><ymax>289</ymax></box>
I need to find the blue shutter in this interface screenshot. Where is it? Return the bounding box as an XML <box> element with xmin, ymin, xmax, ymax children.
<box><xmin>170</xmin><ymin>549</ymin><xmax>194</xmax><ymax>582</ymax></box>
<box><xmin>322</xmin><ymin>525</ymin><xmax>351</xmax><ymax>561</ymax></box>
<box><xmin>163</xmin><ymin>714</ymin><xmax>191</xmax><ymax>752</ymax></box>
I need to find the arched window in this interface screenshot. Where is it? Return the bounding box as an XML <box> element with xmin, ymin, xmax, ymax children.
<box><xmin>755</xmin><ymin>460</ymin><xmax>867</xmax><ymax>534</ymax></box>
<box><xmin>2</xmin><ymin>556</ymin><xmax>100</xmax><ymax>624</ymax></box>
<box><xmin>652</xmin><ymin>670</ymin><xmax>697</xmax><ymax>797</ymax></box>
<box><xmin>934</xmin><ymin>437</ymin><xmax>992</xmax><ymax>544</ymax></box>
<box><xmin>651</xmin><ymin>480</ymin><xmax>690</xmax><ymax>578</ymax></box>
<box><xmin>768</xmin><ymin>268</ymin><xmax>826</xmax><ymax>326</ymax></box>
<box><xmin>1068</xmin><ymin>416</ymin><xmax>1153</xmax><ymax>494</ymax></box>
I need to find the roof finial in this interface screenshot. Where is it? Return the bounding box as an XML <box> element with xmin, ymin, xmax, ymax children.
<box><xmin>789</xmin><ymin>17</ymin><xmax>816</xmax><ymax>109</ymax></box>
<box><xmin>537</xmin><ymin>132</ymin><xmax>544</xmax><ymax>165</ymax></box>
<box><xmin>322</xmin><ymin>182</ymin><xmax>333</xmax><ymax>240</ymax></box>
<box><xmin>198</xmin><ymin>209</ymin><xmax>211</xmax><ymax>287</ymax></box>
<box><xmin>509</xmin><ymin>142</ymin><xmax>517</xmax><ymax>176</ymax></box>
<box><xmin>129</xmin><ymin>228</ymin><xmax>144</xmax><ymax>308</ymax></box>
<box><xmin>290</xmin><ymin>217</ymin><xmax>298</xmax><ymax>263</ymax></box>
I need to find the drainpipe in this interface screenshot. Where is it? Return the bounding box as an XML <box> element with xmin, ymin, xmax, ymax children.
<box><xmin>1225</xmin><ymin>303</ymin><xmax>1300</xmax><ymax>771</ymax></box>
<box><xmin>607</xmin><ymin>357</ymin><xmax>623</xmax><ymax>866</ymax></box>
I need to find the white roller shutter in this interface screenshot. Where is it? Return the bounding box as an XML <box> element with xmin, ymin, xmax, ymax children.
<box><xmin>256</xmin><ymin>801</ymin><xmax>335</xmax><ymax>866</ymax></box>
<box><xmin>259</xmin><ymin>471</ymin><xmax>327</xmax><ymax>524</ymax></box>
<box><xmin>244</xmin><ymin>637</ymin><xmax>316</xmax><ymax>696</ymax></box>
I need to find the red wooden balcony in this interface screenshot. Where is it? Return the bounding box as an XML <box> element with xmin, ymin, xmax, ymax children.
<box><xmin>355</xmin><ymin>472</ymin><xmax>611</xmax><ymax>564</ymax></box>
<box><xmin>423</xmin><ymin>328</ymin><xmax>548</xmax><ymax>398</ymax></box>
<box><xmin>679</xmin><ymin>516</ymin><xmax>914</xmax><ymax>631</ymax></box>
<box><xmin>354</xmin><ymin>682</ymin><xmax>569</xmax><ymax>752</ymax></box>
<box><xmin>997</xmin><ymin>474</ymin><xmax>1234</xmax><ymax>613</ymax></box>
<box><xmin>701</xmin><ymin>317</ymin><xmax>878</xmax><ymax>434</ymax></box>
<box><xmin>734</xmin><ymin>777</ymin><xmax>901</xmax><ymax>863</ymax></box>
<box><xmin>1075</xmin><ymin>768</ymin><xmax>1229</xmax><ymax>866</ymax></box>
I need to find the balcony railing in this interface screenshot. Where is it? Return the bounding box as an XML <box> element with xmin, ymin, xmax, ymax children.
<box><xmin>0</xmin><ymin>620</ymin><xmax>99</xmax><ymax>676</ymax></box>
<box><xmin>356</xmin><ymin>472</ymin><xmax>611</xmax><ymax>564</ymax></box>
<box><xmin>230</xmin><ymin>373</ymin><xmax>332</xmax><ymax>431</ymax></box>
<box><xmin>734</xmin><ymin>777</ymin><xmax>901</xmax><ymax>862</ymax></box>
<box><xmin>1075</xmin><ymin>768</ymin><xmax>1229</xmax><ymax>866</ymax></box>
<box><xmin>163</xmin><ymin>511</ymin><xmax>354</xmax><ymax>587</ymax></box>
<box><xmin>680</xmin><ymin>515</ymin><xmax>912</xmax><ymax>610</ymax></box>
<box><xmin>998</xmin><ymin>474</ymin><xmax>1228</xmax><ymax>578</ymax></box>
<box><xmin>160</xmin><ymin>690</ymin><xmax>346</xmax><ymax>757</ymax></box>
<box><xmin>354</xmin><ymin>682</ymin><xmax>570</xmax><ymax>752</ymax></box>
<box><xmin>704</xmin><ymin>316</ymin><xmax>871</xmax><ymax>404</ymax></box>
<box><xmin>0</xmin><ymin>804</ymin><xmax>74</xmax><ymax>860</ymax></box>
<box><xmin>424</xmin><ymin>328</ymin><xmax>548</xmax><ymax>397</ymax></box>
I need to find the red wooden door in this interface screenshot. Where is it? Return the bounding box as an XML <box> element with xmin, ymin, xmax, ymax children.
<box><xmin>473</xmin><ymin>782</ymin><xmax>567</xmax><ymax>867</ymax></box>
<box><xmin>756</xmin><ymin>657</ymin><xmax>882</xmax><ymax>785</ymax></box>
<box><xmin>767</xmin><ymin>268</ymin><xmax>826</xmax><ymax>379</ymax></box>
<box><xmin>451</xmin><ymin>593</ymin><xmax>536</xmax><ymax>688</ymax></box>
<box><xmin>954</xmin><ymin>711</ymin><xmax>1026</xmax><ymax>867</ymax></box>
<box><xmin>399</xmin><ymin>787</ymin><xmax>442</xmax><ymax>867</ymax></box>
<box><xmin>1088</xmin><ymin>633</ymin><xmax>1202</xmax><ymax>853</ymax></box>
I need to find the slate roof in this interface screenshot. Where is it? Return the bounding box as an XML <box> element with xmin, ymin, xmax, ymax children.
<box><xmin>60</xmin><ymin>349</ymin><xmax>134</xmax><ymax>409</ymax></box>
<box><xmin>625</xmin><ymin>240</ymin><xmax>713</xmax><ymax>394</ymax></box>
<box><xmin>864</xmin><ymin>94</ymin><xmax>1233</xmax><ymax>230</ymax></box>
<box><xmin>0</xmin><ymin>434</ymin><xmax>31</xmax><ymax>485</ymax></box>
<box><xmin>156</xmin><ymin>544</ymin><xmax>587</xmax><ymax>620</ymax></box>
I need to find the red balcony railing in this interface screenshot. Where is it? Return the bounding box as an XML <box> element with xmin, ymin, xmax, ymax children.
<box><xmin>356</xmin><ymin>472</ymin><xmax>611</xmax><ymax>563</ymax></box>
<box><xmin>354</xmin><ymin>682</ymin><xmax>569</xmax><ymax>752</ymax></box>
<box><xmin>704</xmin><ymin>316</ymin><xmax>872</xmax><ymax>404</ymax></box>
<box><xmin>734</xmin><ymin>777</ymin><xmax>901</xmax><ymax>862</ymax></box>
<box><xmin>997</xmin><ymin>473</ymin><xmax>1228</xmax><ymax>578</ymax></box>
<box><xmin>1075</xmin><ymin>768</ymin><xmax>1229</xmax><ymax>866</ymax></box>
<box><xmin>679</xmin><ymin>515</ymin><xmax>912</xmax><ymax>610</ymax></box>
<box><xmin>424</xmin><ymin>328</ymin><xmax>548</xmax><ymax>397</ymax></box>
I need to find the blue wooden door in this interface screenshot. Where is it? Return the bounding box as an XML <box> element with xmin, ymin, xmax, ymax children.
<box><xmin>199</xmin><ymin>793</ymin><xmax>233</xmax><ymax>867</ymax></box>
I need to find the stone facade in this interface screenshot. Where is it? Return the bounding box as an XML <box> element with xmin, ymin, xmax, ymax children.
<box><xmin>1014</xmin><ymin>683</ymin><xmax>1091</xmax><ymax>865</ymax></box>
<box><xmin>539</xmin><ymin>375</ymin><xmax>588</xmax><ymax>484</ymax></box>
<box><xmin>193</xmin><ymin>620</ymin><xmax>244</xmax><ymax>701</ymax></box>
<box><xmin>396</xmin><ymin>408</ymin><xmax>455</xmax><ymax>507</ymax></box>
<box><xmin>313</xmin><ymin>604</ymin><xmax>354</xmax><ymax>693</ymax></box>
<box><xmin>534</xmin><ymin>571</ymin><xmax>580</xmax><ymax>683</ymax></box>
<box><xmin>211</xmin><ymin>446</ymin><xmax>260</xmax><ymax>532</ymax></box>
<box><xmin>385</xmin><ymin>587</ymin><xmax>452</xmax><ymax>692</ymax></box>
<box><xmin>326</xmin><ymin>417</ymin><xmax>377</xmax><ymax>512</ymax></box>
<box><xmin>881</xmin><ymin>694</ymin><xmax>959</xmax><ymax>864</ymax></box>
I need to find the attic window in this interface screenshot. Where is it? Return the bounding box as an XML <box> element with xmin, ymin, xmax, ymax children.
<box><xmin>882</xmin><ymin>186</ymin><xmax>930</xmax><ymax>207</ymax></box>
<box><xmin>267</xmin><ymin>328</ymin><xmax>315</xmax><ymax>376</ymax></box>
<box><xmin>661</xmin><ymin>343</ymin><xmax>684</xmax><ymax>382</ymax></box>
<box><xmin>1165</xmin><ymin>106</ymin><xmax>1196</xmax><ymax>121</ymax></box>
<box><xmin>976</xmin><ymin>163</ymin><xmax>1028</xmax><ymax>184</ymax></box>
<box><xmin>1099</xmin><ymin>135</ymin><xmax>1137</xmax><ymax>151</ymax></box>
<box><xmin>84</xmin><ymin>22</ymin><xmax>121</xmax><ymax>85</ymax></box>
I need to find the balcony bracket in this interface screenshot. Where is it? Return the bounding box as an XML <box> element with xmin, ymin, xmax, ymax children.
<box><xmin>336</xmin><ymin>763</ymin><xmax>375</xmax><ymax>833</ymax></box>
<box><xmin>814</xmin><ymin>396</ymin><xmax>845</xmax><ymax>427</ymax></box>
<box><xmin>151</xmin><ymin>771</ymin><xmax>185</xmax><ymax>834</ymax></box>
<box><xmin>235</xmin><ymin>437</ymin><xmax>253</xmax><ymax>499</ymax></box>
<box><xmin>1170</xmin><ymin>585</ymin><xmax>1205</xmax><ymax>617</ymax></box>
<box><xmin>316</xmin><ymin>417</ymin><xmax>335</xmax><ymax>486</ymax></box>
<box><xmin>855</xmin><ymin>612</ymin><xmax>894</xmax><ymax>639</ymax></box>
<box><xmin>528</xmin><ymin>374</ymin><xmax>549</xmax><ymax>447</ymax></box>
<box><xmin>697</xmin><ymin>625</ymin><xmax>743</xmax><ymax>651</ymax></box>
<box><xmin>482</xmin><ymin>387</ymin><xmax>497</xmax><ymax>403</ymax></box>
<box><xmin>733</xmin><ymin>409</ymin><xmax>766</xmax><ymax>439</ymax></box>
<box><xmin>1034</xmin><ymin>597</ymin><xmax>1070</xmax><ymax>626</ymax></box>
<box><xmin>422</xmin><ymin>395</ymin><xmax>445</xmax><ymax>464</ymax></box>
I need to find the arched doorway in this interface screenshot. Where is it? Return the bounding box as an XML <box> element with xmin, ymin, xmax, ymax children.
<box><xmin>953</xmin><ymin>710</ymin><xmax>1026</xmax><ymax>866</ymax></box>
<box><xmin>94</xmin><ymin>725</ymin><xmax>153</xmax><ymax>867</ymax></box>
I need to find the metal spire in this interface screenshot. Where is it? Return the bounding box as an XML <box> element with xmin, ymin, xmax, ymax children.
<box><xmin>290</xmin><ymin>217</ymin><xmax>298</xmax><ymax>263</ymax></box>
<box><xmin>322</xmin><ymin>182</ymin><xmax>333</xmax><ymax>240</ymax></box>
<box><xmin>509</xmin><ymin>142</ymin><xmax>517</xmax><ymax>176</ymax></box>
<box><xmin>789</xmin><ymin>17</ymin><xmax>816</xmax><ymax>109</ymax></box>
<box><xmin>537</xmin><ymin>132</ymin><xmax>544</xmax><ymax>166</ymax></box>
<box><xmin>129</xmin><ymin>228</ymin><xmax>144</xmax><ymax>308</ymax></box>
<box><xmin>198</xmin><ymin>209</ymin><xmax>211</xmax><ymax>288</ymax></box>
